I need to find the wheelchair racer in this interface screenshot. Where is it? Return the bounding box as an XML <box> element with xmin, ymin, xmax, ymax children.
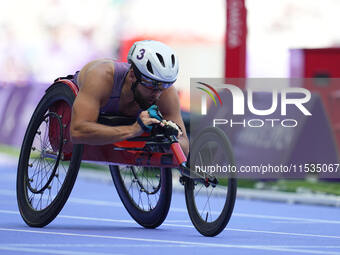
<box><xmin>69</xmin><ymin>40</ymin><xmax>189</xmax><ymax>155</ymax></box>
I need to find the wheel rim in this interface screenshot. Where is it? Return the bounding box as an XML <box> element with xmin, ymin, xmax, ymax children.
<box><xmin>191</xmin><ymin>178</ymin><xmax>231</xmax><ymax>223</ymax></box>
<box><xmin>27</xmin><ymin>112</ymin><xmax>63</xmax><ymax>194</ymax></box>
<box><xmin>191</xmin><ymin>135</ymin><xmax>233</xmax><ymax>223</ymax></box>
<box><xmin>25</xmin><ymin>101</ymin><xmax>71</xmax><ymax>211</ymax></box>
<box><xmin>119</xmin><ymin>166</ymin><xmax>162</xmax><ymax>212</ymax></box>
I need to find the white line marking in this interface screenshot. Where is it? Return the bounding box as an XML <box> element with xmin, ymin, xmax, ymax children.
<box><xmin>0</xmin><ymin>209</ymin><xmax>17</xmax><ymax>215</ymax></box>
<box><xmin>1</xmin><ymin>243</ymin><xmax>195</xmax><ymax>248</ymax></box>
<box><xmin>0</xmin><ymin>246</ymin><xmax>124</xmax><ymax>255</ymax></box>
<box><xmin>61</xmin><ymin>215</ymin><xmax>135</xmax><ymax>224</ymax></box>
<box><xmin>1</xmin><ymin>228</ymin><xmax>340</xmax><ymax>255</ymax></box>
<box><xmin>1</xmin><ymin>209</ymin><xmax>340</xmax><ymax>240</ymax></box>
<box><xmin>271</xmin><ymin>221</ymin><xmax>320</xmax><ymax>224</ymax></box>
<box><xmin>2</xmin><ymin>188</ymin><xmax>340</xmax><ymax>225</ymax></box>
<box><xmin>69</xmin><ymin>197</ymin><xmax>122</xmax><ymax>207</ymax></box>
<box><xmin>3</xmin><ymin>243</ymin><xmax>340</xmax><ymax>249</ymax></box>
<box><xmin>162</xmin><ymin>220</ymin><xmax>191</xmax><ymax>223</ymax></box>
<box><xmin>226</xmin><ymin>228</ymin><xmax>340</xmax><ymax>240</ymax></box>
<box><xmin>234</xmin><ymin>212</ymin><xmax>340</xmax><ymax>224</ymax></box>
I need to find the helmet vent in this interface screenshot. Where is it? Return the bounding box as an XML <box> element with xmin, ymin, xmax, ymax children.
<box><xmin>130</xmin><ymin>45</ymin><xmax>136</xmax><ymax>55</ymax></box>
<box><xmin>146</xmin><ymin>60</ymin><xmax>154</xmax><ymax>74</ymax></box>
<box><xmin>156</xmin><ymin>53</ymin><xmax>165</xmax><ymax>67</ymax></box>
<box><xmin>171</xmin><ymin>54</ymin><xmax>175</xmax><ymax>68</ymax></box>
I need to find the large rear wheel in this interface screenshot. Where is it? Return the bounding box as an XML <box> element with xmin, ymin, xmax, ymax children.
<box><xmin>16</xmin><ymin>83</ymin><xmax>83</xmax><ymax>227</ymax></box>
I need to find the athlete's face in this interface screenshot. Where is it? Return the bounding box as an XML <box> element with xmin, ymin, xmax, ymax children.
<box><xmin>128</xmin><ymin>68</ymin><xmax>164</xmax><ymax>110</ymax></box>
<box><xmin>134</xmin><ymin>83</ymin><xmax>164</xmax><ymax>110</ymax></box>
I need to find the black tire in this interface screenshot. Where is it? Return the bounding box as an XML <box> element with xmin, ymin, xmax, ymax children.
<box><xmin>110</xmin><ymin>165</ymin><xmax>172</xmax><ymax>228</ymax></box>
<box><xmin>185</xmin><ymin>127</ymin><xmax>237</xmax><ymax>237</ymax></box>
<box><xmin>16</xmin><ymin>83</ymin><xmax>83</xmax><ymax>227</ymax></box>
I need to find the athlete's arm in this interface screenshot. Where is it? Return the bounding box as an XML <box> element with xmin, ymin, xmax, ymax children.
<box><xmin>70</xmin><ymin>62</ymin><xmax>159</xmax><ymax>145</ymax></box>
<box><xmin>158</xmin><ymin>86</ymin><xmax>189</xmax><ymax>156</ymax></box>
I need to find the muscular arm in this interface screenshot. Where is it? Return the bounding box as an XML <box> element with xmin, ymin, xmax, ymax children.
<box><xmin>70</xmin><ymin>62</ymin><xmax>142</xmax><ymax>145</ymax></box>
<box><xmin>158</xmin><ymin>87</ymin><xmax>189</xmax><ymax>156</ymax></box>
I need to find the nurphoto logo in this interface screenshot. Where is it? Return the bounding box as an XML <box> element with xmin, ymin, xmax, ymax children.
<box><xmin>196</xmin><ymin>82</ymin><xmax>312</xmax><ymax>128</ymax></box>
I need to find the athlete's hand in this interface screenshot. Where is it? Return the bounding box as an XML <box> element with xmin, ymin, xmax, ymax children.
<box><xmin>161</xmin><ymin>119</ymin><xmax>183</xmax><ymax>137</ymax></box>
<box><xmin>133</xmin><ymin>110</ymin><xmax>164</xmax><ymax>135</ymax></box>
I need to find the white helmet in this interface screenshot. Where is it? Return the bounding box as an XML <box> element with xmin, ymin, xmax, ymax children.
<box><xmin>127</xmin><ymin>40</ymin><xmax>179</xmax><ymax>84</ymax></box>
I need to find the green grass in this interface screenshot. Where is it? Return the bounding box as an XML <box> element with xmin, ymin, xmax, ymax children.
<box><xmin>264</xmin><ymin>179</ymin><xmax>340</xmax><ymax>196</ymax></box>
<box><xmin>0</xmin><ymin>144</ymin><xmax>20</xmax><ymax>157</ymax></box>
<box><xmin>236</xmin><ymin>178</ymin><xmax>340</xmax><ymax>196</ymax></box>
<box><xmin>79</xmin><ymin>162</ymin><xmax>108</xmax><ymax>171</ymax></box>
<box><xmin>234</xmin><ymin>179</ymin><xmax>258</xmax><ymax>189</ymax></box>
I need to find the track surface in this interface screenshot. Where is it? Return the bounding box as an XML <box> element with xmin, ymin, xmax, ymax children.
<box><xmin>1</xmin><ymin>160</ymin><xmax>340</xmax><ymax>255</ymax></box>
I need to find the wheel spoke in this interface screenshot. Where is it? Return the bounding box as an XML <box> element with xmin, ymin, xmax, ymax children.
<box><xmin>118</xmin><ymin>166</ymin><xmax>162</xmax><ymax>212</ymax></box>
<box><xmin>23</xmin><ymin>106</ymin><xmax>73</xmax><ymax>211</ymax></box>
<box><xmin>186</xmin><ymin>128</ymin><xmax>238</xmax><ymax>236</ymax></box>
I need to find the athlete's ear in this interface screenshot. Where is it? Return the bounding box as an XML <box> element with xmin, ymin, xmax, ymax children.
<box><xmin>128</xmin><ymin>68</ymin><xmax>137</xmax><ymax>83</ymax></box>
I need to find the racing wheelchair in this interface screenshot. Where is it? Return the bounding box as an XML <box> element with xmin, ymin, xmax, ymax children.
<box><xmin>16</xmin><ymin>78</ymin><xmax>237</xmax><ymax>237</ymax></box>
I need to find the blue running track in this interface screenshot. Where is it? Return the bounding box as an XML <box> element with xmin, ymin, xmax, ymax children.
<box><xmin>1</xmin><ymin>160</ymin><xmax>340</xmax><ymax>255</ymax></box>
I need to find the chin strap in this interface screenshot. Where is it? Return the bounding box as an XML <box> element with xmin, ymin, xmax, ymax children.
<box><xmin>130</xmin><ymin>63</ymin><xmax>142</xmax><ymax>104</ymax></box>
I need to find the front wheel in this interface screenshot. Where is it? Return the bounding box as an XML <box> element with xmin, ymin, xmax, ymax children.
<box><xmin>185</xmin><ymin>127</ymin><xmax>237</xmax><ymax>237</ymax></box>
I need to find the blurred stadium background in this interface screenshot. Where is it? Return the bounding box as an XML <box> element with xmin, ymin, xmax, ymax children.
<box><xmin>2</xmin><ymin>0</ymin><xmax>340</xmax><ymax>82</ymax></box>
<box><xmin>1</xmin><ymin>0</ymin><xmax>340</xmax><ymax>193</ymax></box>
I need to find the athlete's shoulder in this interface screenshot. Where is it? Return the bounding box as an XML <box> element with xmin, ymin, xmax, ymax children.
<box><xmin>87</xmin><ymin>58</ymin><xmax>115</xmax><ymax>74</ymax></box>
<box><xmin>113</xmin><ymin>61</ymin><xmax>131</xmax><ymax>74</ymax></box>
<box><xmin>158</xmin><ymin>86</ymin><xmax>180</xmax><ymax>114</ymax></box>
<box><xmin>77</xmin><ymin>59</ymin><xmax>114</xmax><ymax>85</ymax></box>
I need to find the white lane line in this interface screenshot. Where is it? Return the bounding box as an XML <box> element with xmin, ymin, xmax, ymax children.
<box><xmin>0</xmin><ymin>189</ymin><xmax>123</xmax><ymax>207</ymax></box>
<box><xmin>3</xmin><ymin>244</ymin><xmax>340</xmax><ymax>249</ymax></box>
<box><xmin>59</xmin><ymin>215</ymin><xmax>189</xmax><ymax>225</ymax></box>
<box><xmin>172</xmin><ymin>207</ymin><xmax>340</xmax><ymax>225</ymax></box>
<box><xmin>1</xmin><ymin>244</ymin><xmax>196</xmax><ymax>248</ymax></box>
<box><xmin>0</xmin><ymin>246</ymin><xmax>124</xmax><ymax>255</ymax></box>
<box><xmin>2</xmin><ymin>188</ymin><xmax>340</xmax><ymax>225</ymax></box>
<box><xmin>227</xmin><ymin>228</ymin><xmax>340</xmax><ymax>240</ymax></box>
<box><xmin>1</xmin><ymin>209</ymin><xmax>340</xmax><ymax>240</ymax></box>
<box><xmin>1</xmin><ymin>228</ymin><xmax>340</xmax><ymax>255</ymax></box>
<box><xmin>234</xmin><ymin>213</ymin><xmax>340</xmax><ymax>224</ymax></box>
<box><xmin>163</xmin><ymin>220</ymin><xmax>191</xmax><ymax>223</ymax></box>
<box><xmin>0</xmin><ymin>209</ymin><xmax>17</xmax><ymax>215</ymax></box>
<box><xmin>62</xmin><ymin>215</ymin><xmax>135</xmax><ymax>224</ymax></box>
<box><xmin>69</xmin><ymin>197</ymin><xmax>122</xmax><ymax>207</ymax></box>
<box><xmin>271</xmin><ymin>221</ymin><xmax>320</xmax><ymax>224</ymax></box>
